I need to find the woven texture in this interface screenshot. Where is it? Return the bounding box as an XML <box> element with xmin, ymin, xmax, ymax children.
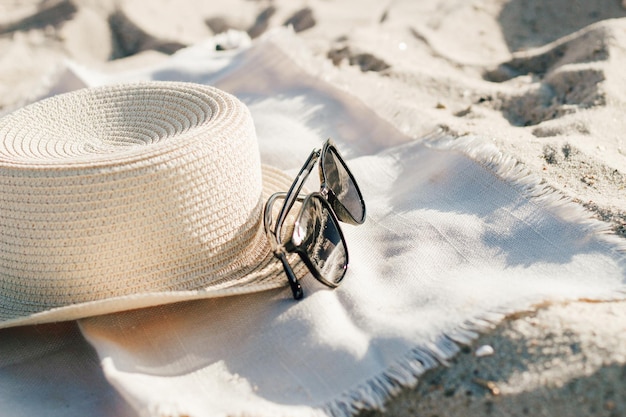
<box><xmin>0</xmin><ymin>82</ymin><xmax>297</xmax><ymax>326</ymax></box>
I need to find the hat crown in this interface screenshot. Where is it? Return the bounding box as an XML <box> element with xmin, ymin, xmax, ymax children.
<box><xmin>0</xmin><ymin>82</ymin><xmax>267</xmax><ymax>317</ymax></box>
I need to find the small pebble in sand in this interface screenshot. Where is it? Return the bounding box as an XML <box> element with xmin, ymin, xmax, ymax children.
<box><xmin>398</xmin><ymin>41</ymin><xmax>407</xmax><ymax>51</ymax></box>
<box><xmin>475</xmin><ymin>344</ymin><xmax>495</xmax><ymax>357</ymax></box>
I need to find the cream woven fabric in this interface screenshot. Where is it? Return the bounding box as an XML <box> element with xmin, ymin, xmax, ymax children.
<box><xmin>0</xmin><ymin>31</ymin><xmax>625</xmax><ymax>417</ymax></box>
<box><xmin>0</xmin><ymin>82</ymin><xmax>299</xmax><ymax>328</ymax></box>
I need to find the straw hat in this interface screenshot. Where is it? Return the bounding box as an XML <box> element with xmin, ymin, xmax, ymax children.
<box><xmin>0</xmin><ymin>81</ymin><xmax>302</xmax><ymax>329</ymax></box>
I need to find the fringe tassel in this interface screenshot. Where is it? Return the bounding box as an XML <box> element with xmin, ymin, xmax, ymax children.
<box><xmin>423</xmin><ymin>128</ymin><xmax>626</xmax><ymax>254</ymax></box>
<box><xmin>320</xmin><ymin>320</ymin><xmax>502</xmax><ymax>417</ymax></box>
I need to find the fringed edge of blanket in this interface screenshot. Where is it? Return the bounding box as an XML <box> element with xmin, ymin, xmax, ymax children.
<box><xmin>321</xmin><ymin>312</ymin><xmax>502</xmax><ymax>417</ymax></box>
<box><xmin>424</xmin><ymin>129</ymin><xmax>626</xmax><ymax>255</ymax></box>
<box><xmin>319</xmin><ymin>129</ymin><xmax>626</xmax><ymax>417</ymax></box>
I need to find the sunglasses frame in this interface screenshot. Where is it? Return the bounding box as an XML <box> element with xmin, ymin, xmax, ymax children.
<box><xmin>263</xmin><ymin>139</ymin><xmax>366</xmax><ymax>300</ymax></box>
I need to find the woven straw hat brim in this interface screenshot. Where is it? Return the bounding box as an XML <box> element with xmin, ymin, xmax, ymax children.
<box><xmin>0</xmin><ymin>82</ymin><xmax>303</xmax><ymax>329</ymax></box>
<box><xmin>0</xmin><ymin>166</ymin><xmax>300</xmax><ymax>329</ymax></box>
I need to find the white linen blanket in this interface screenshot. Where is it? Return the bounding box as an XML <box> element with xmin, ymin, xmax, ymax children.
<box><xmin>1</xmin><ymin>30</ymin><xmax>625</xmax><ymax>417</ymax></box>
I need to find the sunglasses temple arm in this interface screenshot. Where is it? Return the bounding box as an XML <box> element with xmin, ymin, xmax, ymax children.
<box><xmin>274</xmin><ymin>150</ymin><xmax>320</xmax><ymax>237</ymax></box>
<box><xmin>277</xmin><ymin>253</ymin><xmax>303</xmax><ymax>300</ymax></box>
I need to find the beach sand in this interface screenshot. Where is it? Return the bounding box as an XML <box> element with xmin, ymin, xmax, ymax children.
<box><xmin>1</xmin><ymin>0</ymin><xmax>625</xmax><ymax>415</ymax></box>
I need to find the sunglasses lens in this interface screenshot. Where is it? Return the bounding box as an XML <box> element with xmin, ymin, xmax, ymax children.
<box><xmin>297</xmin><ymin>196</ymin><xmax>347</xmax><ymax>286</ymax></box>
<box><xmin>323</xmin><ymin>146</ymin><xmax>365</xmax><ymax>224</ymax></box>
